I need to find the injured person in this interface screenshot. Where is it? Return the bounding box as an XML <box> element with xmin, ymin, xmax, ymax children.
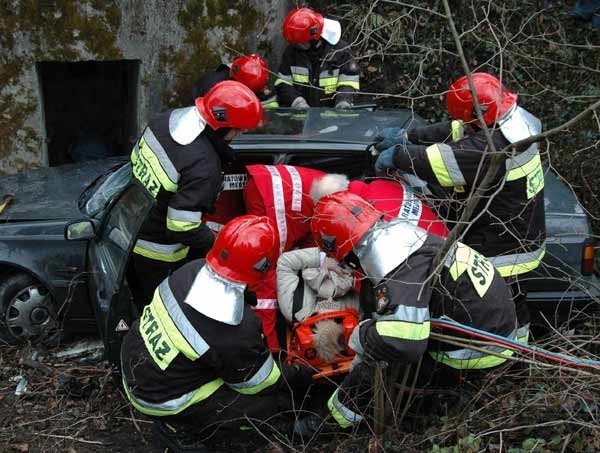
<box><xmin>276</xmin><ymin>247</ymin><xmax>361</xmax><ymax>376</ymax></box>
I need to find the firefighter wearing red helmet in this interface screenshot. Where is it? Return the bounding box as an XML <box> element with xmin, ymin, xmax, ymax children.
<box><xmin>373</xmin><ymin>72</ymin><xmax>545</xmax><ymax>345</ymax></box>
<box><xmin>291</xmin><ymin>191</ymin><xmax>516</xmax><ymax>435</ymax></box>
<box><xmin>122</xmin><ymin>215</ymin><xmax>312</xmax><ymax>451</ymax></box>
<box><xmin>191</xmin><ymin>54</ymin><xmax>278</xmax><ymax>108</ymax></box>
<box><xmin>131</xmin><ymin>81</ymin><xmax>264</xmax><ymax>304</ymax></box>
<box><xmin>275</xmin><ymin>7</ymin><xmax>360</xmax><ymax>108</ymax></box>
<box><xmin>310</xmin><ymin>173</ymin><xmax>450</xmax><ymax>238</ymax></box>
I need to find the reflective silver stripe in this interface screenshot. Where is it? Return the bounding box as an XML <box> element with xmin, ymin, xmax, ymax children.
<box><xmin>442</xmin><ymin>328</ymin><xmax>517</xmax><ymax>360</ymax></box>
<box><xmin>284</xmin><ymin>165</ymin><xmax>303</xmax><ymax>212</ymax></box>
<box><xmin>319</xmin><ymin>69</ymin><xmax>340</xmax><ymax>78</ymax></box>
<box><xmin>159</xmin><ymin>279</ymin><xmax>210</xmax><ymax>358</ymax></box>
<box><xmin>442</xmin><ymin>242</ymin><xmax>459</xmax><ymax>268</ymax></box>
<box><xmin>275</xmin><ymin>73</ymin><xmax>293</xmax><ymax>83</ymax></box>
<box><xmin>438</xmin><ymin>143</ymin><xmax>467</xmax><ymax>186</ymax></box>
<box><xmin>253</xmin><ymin>298</ymin><xmax>278</xmax><ymax>309</ymax></box>
<box><xmin>338</xmin><ymin>74</ymin><xmax>359</xmax><ymax>82</ymax></box>
<box><xmin>505</xmin><ymin>144</ymin><xmax>538</xmax><ymax>171</ymax></box>
<box><xmin>227</xmin><ymin>354</ymin><xmax>275</xmax><ymax>390</ymax></box>
<box><xmin>128</xmin><ymin>386</ymin><xmax>202</xmax><ymax>412</ymax></box>
<box><xmin>135</xmin><ymin>239</ymin><xmax>187</xmax><ymax>254</ymax></box>
<box><xmin>266</xmin><ymin>165</ymin><xmax>287</xmax><ymax>254</ymax></box>
<box><xmin>487</xmin><ymin>242</ymin><xmax>546</xmax><ymax>268</ymax></box>
<box><xmin>516</xmin><ymin>323</ymin><xmax>530</xmax><ymax>340</ymax></box>
<box><xmin>290</xmin><ymin>66</ymin><xmax>309</xmax><ymax>75</ymax></box>
<box><xmin>167</xmin><ymin>206</ymin><xmax>202</xmax><ymax>223</ymax></box>
<box><xmin>143</xmin><ymin>128</ymin><xmax>180</xmax><ymax>184</ymax></box>
<box><xmin>331</xmin><ymin>389</ymin><xmax>363</xmax><ymax>423</ymax></box>
<box><xmin>380</xmin><ymin>305</ymin><xmax>430</xmax><ymax>323</ymax></box>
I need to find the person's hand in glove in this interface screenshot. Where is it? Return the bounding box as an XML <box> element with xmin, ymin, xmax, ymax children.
<box><xmin>374</xmin><ymin>145</ymin><xmax>396</xmax><ymax>174</ymax></box>
<box><xmin>291</xmin><ymin>96</ymin><xmax>310</xmax><ymax>109</ymax></box>
<box><xmin>281</xmin><ymin>362</ymin><xmax>314</xmax><ymax>390</ymax></box>
<box><xmin>374</xmin><ymin>127</ymin><xmax>410</xmax><ymax>151</ymax></box>
<box><xmin>335</xmin><ymin>100</ymin><xmax>352</xmax><ymax>109</ymax></box>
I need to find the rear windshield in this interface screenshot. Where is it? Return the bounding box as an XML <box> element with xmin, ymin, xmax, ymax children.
<box><xmin>544</xmin><ymin>169</ymin><xmax>585</xmax><ymax>215</ymax></box>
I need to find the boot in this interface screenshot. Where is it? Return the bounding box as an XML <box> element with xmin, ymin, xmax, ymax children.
<box><xmin>152</xmin><ymin>421</ymin><xmax>209</xmax><ymax>453</ymax></box>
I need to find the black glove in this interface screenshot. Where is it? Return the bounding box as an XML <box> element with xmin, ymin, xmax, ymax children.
<box><xmin>281</xmin><ymin>362</ymin><xmax>314</xmax><ymax>390</ymax></box>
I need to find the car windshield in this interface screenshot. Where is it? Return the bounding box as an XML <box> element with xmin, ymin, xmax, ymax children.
<box><xmin>235</xmin><ymin>108</ymin><xmax>427</xmax><ymax>144</ymax></box>
<box><xmin>80</xmin><ymin>163</ymin><xmax>132</xmax><ymax>216</ymax></box>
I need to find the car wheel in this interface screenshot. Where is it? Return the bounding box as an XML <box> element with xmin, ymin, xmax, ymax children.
<box><xmin>0</xmin><ymin>273</ymin><xmax>58</xmax><ymax>345</ymax></box>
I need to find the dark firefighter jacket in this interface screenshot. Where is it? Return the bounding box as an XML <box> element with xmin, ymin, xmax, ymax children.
<box><xmin>275</xmin><ymin>40</ymin><xmax>360</xmax><ymax>107</ymax></box>
<box><xmin>190</xmin><ymin>64</ymin><xmax>278</xmax><ymax>108</ymax></box>
<box><xmin>393</xmin><ymin>120</ymin><xmax>546</xmax><ymax>277</ymax></box>
<box><xmin>355</xmin><ymin>231</ymin><xmax>517</xmax><ymax>369</ymax></box>
<box><xmin>131</xmin><ymin>110</ymin><xmax>233</xmax><ymax>263</ymax></box>
<box><xmin>328</xmin><ymin>227</ymin><xmax>517</xmax><ymax>428</ymax></box>
<box><xmin>120</xmin><ymin>259</ymin><xmax>282</xmax><ymax>415</ymax></box>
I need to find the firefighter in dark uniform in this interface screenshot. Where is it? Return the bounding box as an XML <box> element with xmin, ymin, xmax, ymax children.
<box><xmin>275</xmin><ymin>7</ymin><xmax>360</xmax><ymax>108</ymax></box>
<box><xmin>131</xmin><ymin>81</ymin><xmax>263</xmax><ymax>304</ymax></box>
<box><xmin>190</xmin><ymin>54</ymin><xmax>279</xmax><ymax>108</ymax></box>
<box><xmin>374</xmin><ymin>72</ymin><xmax>545</xmax><ymax>344</ymax></box>
<box><xmin>121</xmin><ymin>215</ymin><xmax>312</xmax><ymax>451</ymax></box>
<box><xmin>293</xmin><ymin>191</ymin><xmax>517</xmax><ymax>434</ymax></box>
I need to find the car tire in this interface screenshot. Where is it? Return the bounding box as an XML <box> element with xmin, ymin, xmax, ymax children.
<box><xmin>0</xmin><ymin>273</ymin><xmax>58</xmax><ymax>345</ymax></box>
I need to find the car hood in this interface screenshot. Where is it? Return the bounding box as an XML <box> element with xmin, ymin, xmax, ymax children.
<box><xmin>0</xmin><ymin>157</ymin><xmax>127</xmax><ymax>222</ymax></box>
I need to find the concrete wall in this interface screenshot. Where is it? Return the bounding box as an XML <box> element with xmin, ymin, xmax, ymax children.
<box><xmin>0</xmin><ymin>0</ymin><xmax>290</xmax><ymax>174</ymax></box>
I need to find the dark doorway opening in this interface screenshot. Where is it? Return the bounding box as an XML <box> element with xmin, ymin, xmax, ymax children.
<box><xmin>37</xmin><ymin>60</ymin><xmax>140</xmax><ymax>166</ymax></box>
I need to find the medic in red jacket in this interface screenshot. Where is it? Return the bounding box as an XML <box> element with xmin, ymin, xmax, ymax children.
<box><xmin>310</xmin><ymin>174</ymin><xmax>449</xmax><ymax>238</ymax></box>
<box><xmin>244</xmin><ymin>164</ymin><xmax>327</xmax><ymax>350</ymax></box>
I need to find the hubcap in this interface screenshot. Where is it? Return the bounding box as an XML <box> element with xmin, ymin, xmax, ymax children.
<box><xmin>6</xmin><ymin>285</ymin><xmax>57</xmax><ymax>340</ymax></box>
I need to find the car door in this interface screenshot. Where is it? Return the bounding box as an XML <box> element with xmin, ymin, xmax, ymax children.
<box><xmin>87</xmin><ymin>181</ymin><xmax>154</xmax><ymax>366</ymax></box>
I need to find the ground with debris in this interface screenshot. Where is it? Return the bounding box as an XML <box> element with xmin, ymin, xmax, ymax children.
<box><xmin>1</xmin><ymin>313</ymin><xmax>600</xmax><ymax>453</ymax></box>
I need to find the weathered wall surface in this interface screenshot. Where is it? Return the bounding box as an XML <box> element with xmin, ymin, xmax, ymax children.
<box><xmin>0</xmin><ymin>0</ymin><xmax>290</xmax><ymax>174</ymax></box>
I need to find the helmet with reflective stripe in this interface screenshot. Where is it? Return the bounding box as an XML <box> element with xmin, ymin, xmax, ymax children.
<box><xmin>283</xmin><ymin>7</ymin><xmax>325</xmax><ymax>44</ymax></box>
<box><xmin>206</xmin><ymin>215</ymin><xmax>279</xmax><ymax>285</ymax></box>
<box><xmin>229</xmin><ymin>54</ymin><xmax>269</xmax><ymax>93</ymax></box>
<box><xmin>195</xmin><ymin>80</ymin><xmax>263</xmax><ymax>131</ymax></box>
<box><xmin>446</xmin><ymin>73</ymin><xmax>518</xmax><ymax>126</ymax></box>
<box><xmin>311</xmin><ymin>191</ymin><xmax>383</xmax><ymax>261</ymax></box>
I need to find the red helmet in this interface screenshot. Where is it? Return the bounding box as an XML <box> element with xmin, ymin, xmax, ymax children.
<box><xmin>206</xmin><ymin>215</ymin><xmax>279</xmax><ymax>285</ymax></box>
<box><xmin>311</xmin><ymin>191</ymin><xmax>382</xmax><ymax>261</ymax></box>
<box><xmin>446</xmin><ymin>73</ymin><xmax>518</xmax><ymax>126</ymax></box>
<box><xmin>195</xmin><ymin>80</ymin><xmax>263</xmax><ymax>131</ymax></box>
<box><xmin>283</xmin><ymin>8</ymin><xmax>324</xmax><ymax>44</ymax></box>
<box><xmin>229</xmin><ymin>54</ymin><xmax>269</xmax><ymax>93</ymax></box>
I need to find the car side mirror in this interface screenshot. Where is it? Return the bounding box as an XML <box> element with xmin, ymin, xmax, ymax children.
<box><xmin>65</xmin><ymin>220</ymin><xmax>97</xmax><ymax>241</ymax></box>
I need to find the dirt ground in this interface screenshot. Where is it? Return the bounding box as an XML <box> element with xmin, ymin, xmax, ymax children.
<box><xmin>1</xmin><ymin>316</ymin><xmax>600</xmax><ymax>453</ymax></box>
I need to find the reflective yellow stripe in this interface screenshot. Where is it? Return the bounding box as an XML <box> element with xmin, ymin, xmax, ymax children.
<box><xmin>451</xmin><ymin>120</ymin><xmax>464</xmax><ymax>141</ymax></box>
<box><xmin>319</xmin><ymin>77</ymin><xmax>338</xmax><ymax>86</ymax></box>
<box><xmin>292</xmin><ymin>74</ymin><xmax>309</xmax><ymax>84</ymax></box>
<box><xmin>262</xmin><ymin>99</ymin><xmax>279</xmax><ymax>109</ymax></box>
<box><xmin>140</xmin><ymin>303</ymin><xmax>178</xmax><ymax>370</ymax></box>
<box><xmin>274</xmin><ymin>78</ymin><xmax>293</xmax><ymax>87</ymax></box>
<box><xmin>494</xmin><ymin>249</ymin><xmax>545</xmax><ymax>277</ymax></box>
<box><xmin>430</xmin><ymin>348</ymin><xmax>514</xmax><ymax>370</ymax></box>
<box><xmin>426</xmin><ymin>145</ymin><xmax>455</xmax><ymax>187</ymax></box>
<box><xmin>506</xmin><ymin>154</ymin><xmax>544</xmax><ymax>199</ymax></box>
<box><xmin>327</xmin><ymin>389</ymin><xmax>362</xmax><ymax>428</ymax></box>
<box><xmin>123</xmin><ymin>377</ymin><xmax>224</xmax><ymax>416</ymax></box>
<box><xmin>375</xmin><ymin>320</ymin><xmax>430</xmax><ymax>340</ymax></box>
<box><xmin>151</xmin><ymin>292</ymin><xmax>199</xmax><ymax>361</ymax></box>
<box><xmin>336</xmin><ymin>80</ymin><xmax>360</xmax><ymax>90</ymax></box>
<box><xmin>136</xmin><ymin>137</ymin><xmax>178</xmax><ymax>193</ymax></box>
<box><xmin>133</xmin><ymin>244</ymin><xmax>189</xmax><ymax>263</ymax></box>
<box><xmin>166</xmin><ymin>218</ymin><xmax>201</xmax><ymax>232</ymax></box>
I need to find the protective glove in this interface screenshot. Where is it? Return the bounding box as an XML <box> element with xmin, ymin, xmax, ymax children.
<box><xmin>335</xmin><ymin>100</ymin><xmax>352</xmax><ymax>109</ymax></box>
<box><xmin>291</xmin><ymin>96</ymin><xmax>310</xmax><ymax>109</ymax></box>
<box><xmin>374</xmin><ymin>145</ymin><xmax>396</xmax><ymax>174</ymax></box>
<box><xmin>373</xmin><ymin>127</ymin><xmax>410</xmax><ymax>151</ymax></box>
<box><xmin>281</xmin><ymin>362</ymin><xmax>314</xmax><ymax>390</ymax></box>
